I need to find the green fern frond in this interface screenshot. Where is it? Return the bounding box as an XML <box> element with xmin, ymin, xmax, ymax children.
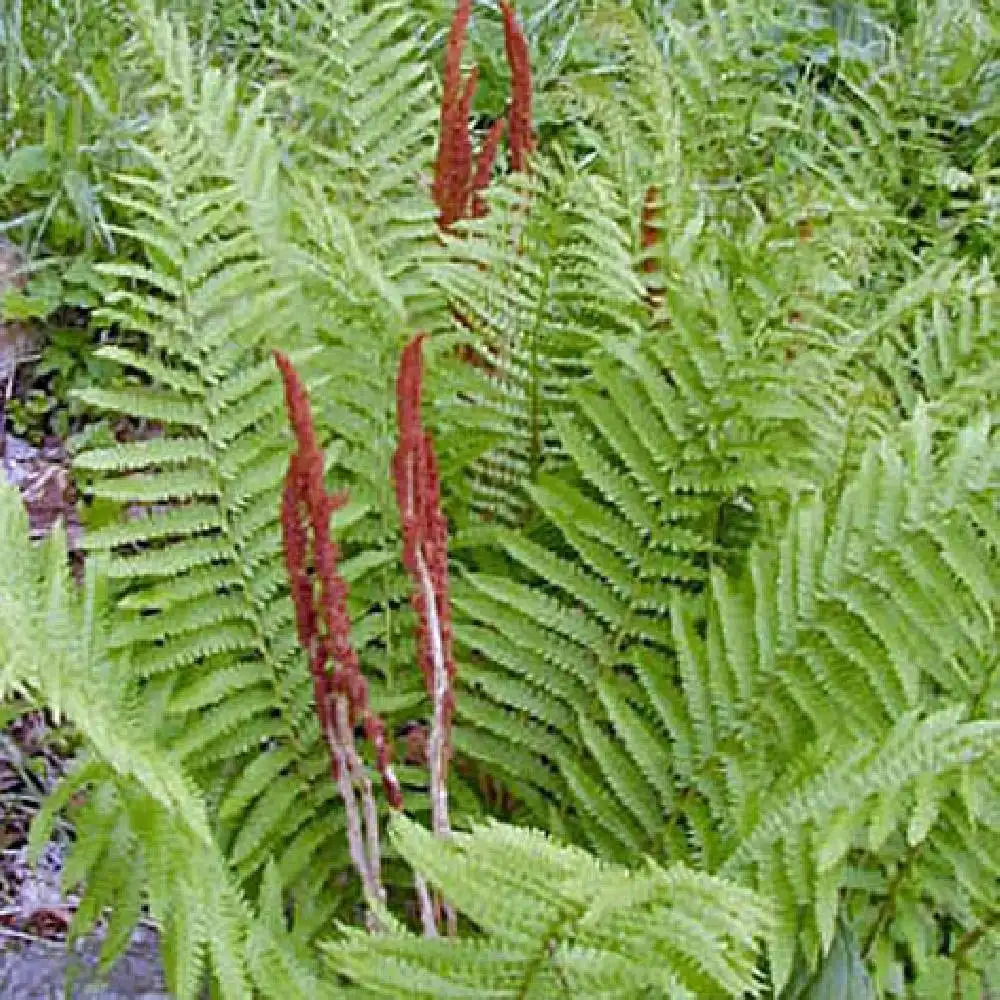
<box><xmin>1</xmin><ymin>479</ymin><xmax>350</xmax><ymax>999</ymax></box>
<box><xmin>326</xmin><ymin>815</ymin><xmax>771</xmax><ymax>999</ymax></box>
<box><xmin>452</xmin><ymin>378</ymin><xmax>1000</xmax><ymax>985</ymax></box>
<box><xmin>450</xmin><ymin>292</ymin><xmax>847</xmax><ymax>851</ymax></box>
<box><xmin>431</xmin><ymin>160</ymin><xmax>646</xmax><ymax>525</ymax></box>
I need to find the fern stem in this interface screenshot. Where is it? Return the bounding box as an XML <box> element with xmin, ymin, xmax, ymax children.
<box><xmin>414</xmin><ymin>873</ymin><xmax>438</xmax><ymax>937</ymax></box>
<box><xmin>276</xmin><ymin>351</ymin><xmax>406</xmax><ymax>931</ymax></box>
<box><xmin>393</xmin><ymin>336</ymin><xmax>459</xmax><ymax>935</ymax></box>
<box><xmin>338</xmin><ymin>696</ymin><xmax>385</xmax><ymax>900</ymax></box>
<box><xmin>862</xmin><ymin>843</ymin><xmax>918</xmax><ymax>958</ymax></box>
<box><xmin>968</xmin><ymin>653</ymin><xmax>1000</xmax><ymax>720</ymax></box>
<box><xmin>516</xmin><ymin>908</ymin><xmax>581</xmax><ymax>999</ymax></box>
<box><xmin>417</xmin><ymin>546</ymin><xmax>452</xmax><ymax>842</ymax></box>
<box><xmin>329</xmin><ymin>706</ymin><xmax>385</xmax><ymax>922</ymax></box>
<box><xmin>951</xmin><ymin>909</ymin><xmax>1000</xmax><ymax>1000</ymax></box>
<box><xmin>411</xmin><ymin>544</ymin><xmax>459</xmax><ymax>931</ymax></box>
<box><xmin>526</xmin><ymin>256</ymin><xmax>553</xmax><ymax>483</ymax></box>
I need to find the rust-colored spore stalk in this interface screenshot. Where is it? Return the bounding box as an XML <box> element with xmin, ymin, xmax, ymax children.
<box><xmin>275</xmin><ymin>351</ymin><xmax>403</xmax><ymax>813</ymax></box>
<box><xmin>433</xmin><ymin>0</ymin><xmax>487</xmax><ymax>229</ymax></box>
<box><xmin>500</xmin><ymin>0</ymin><xmax>534</xmax><ymax>172</ymax></box>
<box><xmin>392</xmin><ymin>334</ymin><xmax>459</xmax><ymax>936</ymax></box>
<box><xmin>276</xmin><ymin>347</ymin><xmax>451</xmax><ymax>934</ymax></box>
<box><xmin>432</xmin><ymin>0</ymin><xmax>534</xmax><ymax>231</ymax></box>
<box><xmin>392</xmin><ymin>337</ymin><xmax>457</xmax><ymax>841</ymax></box>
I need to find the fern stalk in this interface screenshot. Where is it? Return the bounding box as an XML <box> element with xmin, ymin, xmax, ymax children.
<box><xmin>393</xmin><ymin>335</ymin><xmax>459</xmax><ymax>934</ymax></box>
<box><xmin>952</xmin><ymin>911</ymin><xmax>1000</xmax><ymax>999</ymax></box>
<box><xmin>276</xmin><ymin>351</ymin><xmax>401</xmax><ymax>925</ymax></box>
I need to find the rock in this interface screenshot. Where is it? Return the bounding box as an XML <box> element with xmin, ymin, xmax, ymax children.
<box><xmin>0</xmin><ymin>237</ymin><xmax>26</xmax><ymax>292</ymax></box>
<box><xmin>0</xmin><ymin>925</ymin><xmax>171</xmax><ymax>999</ymax></box>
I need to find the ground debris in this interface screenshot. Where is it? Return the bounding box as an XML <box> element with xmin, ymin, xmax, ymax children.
<box><xmin>0</xmin><ymin>433</ymin><xmax>80</xmax><ymax>544</ymax></box>
<box><xmin>0</xmin><ymin>923</ymin><xmax>170</xmax><ymax>999</ymax></box>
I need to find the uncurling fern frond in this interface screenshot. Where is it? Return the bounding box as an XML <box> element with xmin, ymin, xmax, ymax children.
<box><xmin>326</xmin><ymin>814</ymin><xmax>771</xmax><ymax>999</ymax></box>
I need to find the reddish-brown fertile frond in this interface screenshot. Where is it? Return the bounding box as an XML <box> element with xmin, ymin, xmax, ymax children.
<box><xmin>434</xmin><ymin>67</ymin><xmax>480</xmax><ymax>229</ymax></box>
<box><xmin>470</xmin><ymin>117</ymin><xmax>507</xmax><ymax>218</ymax></box>
<box><xmin>275</xmin><ymin>351</ymin><xmax>324</xmax><ymax>474</ymax></box>
<box><xmin>441</xmin><ymin>0</ymin><xmax>472</xmax><ymax>116</ymax></box>
<box><xmin>391</xmin><ymin>337</ymin><xmax>457</xmax><ymax>757</ymax></box>
<box><xmin>433</xmin><ymin>0</ymin><xmax>479</xmax><ymax>230</ymax></box>
<box><xmin>281</xmin><ymin>455</ymin><xmax>315</xmax><ymax>660</ymax></box>
<box><xmin>393</xmin><ymin>337</ymin><xmax>425</xmax><ymax>488</ymax></box>
<box><xmin>281</xmin><ymin>454</ymin><xmax>335</xmax><ymax>743</ymax></box>
<box><xmin>500</xmin><ymin>1</ymin><xmax>534</xmax><ymax>172</ymax></box>
<box><xmin>275</xmin><ymin>351</ymin><xmax>404</xmax><ymax>810</ymax></box>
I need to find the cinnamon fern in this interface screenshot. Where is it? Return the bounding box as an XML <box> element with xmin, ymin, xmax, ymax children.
<box><xmin>0</xmin><ymin>0</ymin><xmax>996</xmax><ymax>997</ymax></box>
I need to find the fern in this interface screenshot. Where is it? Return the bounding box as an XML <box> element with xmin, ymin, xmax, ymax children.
<box><xmin>327</xmin><ymin>814</ymin><xmax>771</xmax><ymax>998</ymax></box>
<box><xmin>455</xmin><ymin>389</ymin><xmax>1000</xmax><ymax>989</ymax></box>
<box><xmin>448</xmin><ymin>269</ymin><xmax>849</xmax><ymax>853</ymax></box>
<box><xmin>0</xmin><ymin>482</ymin><xmax>338</xmax><ymax>1000</ymax></box>
<box><xmin>430</xmin><ymin>158</ymin><xmax>647</xmax><ymax>525</ymax></box>
<box><xmin>69</xmin><ymin>0</ymin><xmax>482</xmax><ymax>940</ymax></box>
<box><xmin>269</xmin><ymin>0</ymin><xmax>444</xmax><ymax>330</ymax></box>
<box><xmin>5</xmin><ymin>1</ymin><xmax>997</xmax><ymax>996</ymax></box>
